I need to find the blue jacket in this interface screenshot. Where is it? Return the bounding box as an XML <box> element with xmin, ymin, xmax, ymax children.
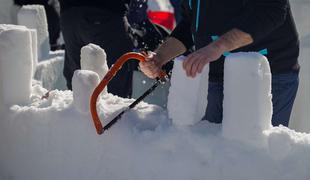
<box><xmin>171</xmin><ymin>0</ymin><xmax>299</xmax><ymax>82</ymax></box>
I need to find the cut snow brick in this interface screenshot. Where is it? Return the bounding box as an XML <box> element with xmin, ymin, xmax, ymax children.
<box><xmin>72</xmin><ymin>70</ymin><xmax>100</xmax><ymax>114</ymax></box>
<box><xmin>30</xmin><ymin>29</ymin><xmax>38</xmax><ymax>76</ymax></box>
<box><xmin>81</xmin><ymin>43</ymin><xmax>108</xmax><ymax>94</ymax></box>
<box><xmin>17</xmin><ymin>5</ymin><xmax>50</xmax><ymax>61</ymax></box>
<box><xmin>0</xmin><ymin>24</ymin><xmax>33</xmax><ymax>106</ymax></box>
<box><xmin>168</xmin><ymin>56</ymin><xmax>209</xmax><ymax>126</ymax></box>
<box><xmin>222</xmin><ymin>52</ymin><xmax>272</xmax><ymax>148</ymax></box>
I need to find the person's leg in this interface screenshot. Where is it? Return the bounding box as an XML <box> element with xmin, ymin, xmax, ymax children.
<box><xmin>271</xmin><ymin>71</ymin><xmax>299</xmax><ymax>127</ymax></box>
<box><xmin>44</xmin><ymin>4</ymin><xmax>60</xmax><ymax>50</ymax></box>
<box><xmin>80</xmin><ymin>8</ymin><xmax>134</xmax><ymax>98</ymax></box>
<box><xmin>203</xmin><ymin>81</ymin><xmax>224</xmax><ymax>123</ymax></box>
<box><xmin>60</xmin><ymin>8</ymin><xmax>84</xmax><ymax>90</ymax></box>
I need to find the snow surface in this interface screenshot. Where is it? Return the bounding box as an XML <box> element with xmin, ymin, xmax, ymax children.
<box><xmin>34</xmin><ymin>54</ymin><xmax>67</xmax><ymax>91</ymax></box>
<box><xmin>0</xmin><ymin>1</ymin><xmax>310</xmax><ymax>179</ymax></box>
<box><xmin>1</xmin><ymin>37</ymin><xmax>310</xmax><ymax>179</ymax></box>
<box><xmin>17</xmin><ymin>5</ymin><xmax>50</xmax><ymax>61</ymax></box>
<box><xmin>0</xmin><ymin>24</ymin><xmax>33</xmax><ymax>106</ymax></box>
<box><xmin>168</xmin><ymin>56</ymin><xmax>209</xmax><ymax>126</ymax></box>
<box><xmin>72</xmin><ymin>70</ymin><xmax>100</xmax><ymax>114</ymax></box>
<box><xmin>80</xmin><ymin>43</ymin><xmax>109</xmax><ymax>81</ymax></box>
<box><xmin>0</xmin><ymin>88</ymin><xmax>310</xmax><ymax>180</ymax></box>
<box><xmin>223</xmin><ymin>53</ymin><xmax>272</xmax><ymax>148</ymax></box>
<box><xmin>30</xmin><ymin>29</ymin><xmax>38</xmax><ymax>76</ymax></box>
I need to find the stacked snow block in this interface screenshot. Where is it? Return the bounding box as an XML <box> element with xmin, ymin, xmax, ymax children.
<box><xmin>0</xmin><ymin>25</ymin><xmax>33</xmax><ymax>107</ymax></box>
<box><xmin>222</xmin><ymin>52</ymin><xmax>272</xmax><ymax>148</ymax></box>
<box><xmin>81</xmin><ymin>44</ymin><xmax>109</xmax><ymax>80</ymax></box>
<box><xmin>72</xmin><ymin>70</ymin><xmax>100</xmax><ymax>114</ymax></box>
<box><xmin>17</xmin><ymin>5</ymin><xmax>50</xmax><ymax>61</ymax></box>
<box><xmin>72</xmin><ymin>44</ymin><xmax>109</xmax><ymax>114</ymax></box>
<box><xmin>80</xmin><ymin>43</ymin><xmax>109</xmax><ymax>94</ymax></box>
<box><xmin>167</xmin><ymin>56</ymin><xmax>209</xmax><ymax>126</ymax></box>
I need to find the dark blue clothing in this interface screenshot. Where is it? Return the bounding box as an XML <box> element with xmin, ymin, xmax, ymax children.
<box><xmin>59</xmin><ymin>0</ymin><xmax>130</xmax><ymax>15</ymax></box>
<box><xmin>60</xmin><ymin>6</ymin><xmax>134</xmax><ymax>97</ymax></box>
<box><xmin>171</xmin><ymin>0</ymin><xmax>299</xmax><ymax>82</ymax></box>
<box><xmin>203</xmin><ymin>71</ymin><xmax>299</xmax><ymax>127</ymax></box>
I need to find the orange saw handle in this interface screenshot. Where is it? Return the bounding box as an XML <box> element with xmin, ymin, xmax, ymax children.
<box><xmin>90</xmin><ymin>52</ymin><xmax>166</xmax><ymax>135</ymax></box>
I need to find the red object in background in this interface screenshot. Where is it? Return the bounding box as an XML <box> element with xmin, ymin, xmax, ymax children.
<box><xmin>147</xmin><ymin>11</ymin><xmax>175</xmax><ymax>30</ymax></box>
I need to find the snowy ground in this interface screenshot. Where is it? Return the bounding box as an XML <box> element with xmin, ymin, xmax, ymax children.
<box><xmin>0</xmin><ymin>0</ymin><xmax>310</xmax><ymax>180</ymax></box>
<box><xmin>1</xmin><ymin>87</ymin><xmax>310</xmax><ymax>180</ymax></box>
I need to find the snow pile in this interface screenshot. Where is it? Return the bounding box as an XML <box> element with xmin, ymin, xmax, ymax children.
<box><xmin>72</xmin><ymin>70</ymin><xmax>100</xmax><ymax>114</ymax></box>
<box><xmin>223</xmin><ymin>53</ymin><xmax>272</xmax><ymax>148</ymax></box>
<box><xmin>80</xmin><ymin>43</ymin><xmax>109</xmax><ymax>81</ymax></box>
<box><xmin>0</xmin><ymin>87</ymin><xmax>310</xmax><ymax>180</ymax></box>
<box><xmin>168</xmin><ymin>56</ymin><xmax>209</xmax><ymax>126</ymax></box>
<box><xmin>0</xmin><ymin>43</ymin><xmax>310</xmax><ymax>179</ymax></box>
<box><xmin>34</xmin><ymin>54</ymin><xmax>66</xmax><ymax>90</ymax></box>
<box><xmin>29</xmin><ymin>29</ymin><xmax>38</xmax><ymax>75</ymax></box>
<box><xmin>17</xmin><ymin>5</ymin><xmax>50</xmax><ymax>60</ymax></box>
<box><xmin>0</xmin><ymin>24</ymin><xmax>33</xmax><ymax>107</ymax></box>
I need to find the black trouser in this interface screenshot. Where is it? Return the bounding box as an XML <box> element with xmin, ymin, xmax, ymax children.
<box><xmin>60</xmin><ymin>7</ymin><xmax>134</xmax><ymax>98</ymax></box>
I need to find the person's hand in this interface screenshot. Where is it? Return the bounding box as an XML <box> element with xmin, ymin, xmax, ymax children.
<box><xmin>139</xmin><ymin>52</ymin><xmax>163</xmax><ymax>79</ymax></box>
<box><xmin>183</xmin><ymin>43</ymin><xmax>224</xmax><ymax>78</ymax></box>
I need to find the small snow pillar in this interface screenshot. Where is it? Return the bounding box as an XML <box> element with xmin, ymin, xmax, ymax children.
<box><xmin>222</xmin><ymin>52</ymin><xmax>272</xmax><ymax>147</ymax></box>
<box><xmin>168</xmin><ymin>56</ymin><xmax>209</xmax><ymax>126</ymax></box>
<box><xmin>0</xmin><ymin>25</ymin><xmax>33</xmax><ymax>106</ymax></box>
<box><xmin>72</xmin><ymin>70</ymin><xmax>100</xmax><ymax>114</ymax></box>
<box><xmin>17</xmin><ymin>5</ymin><xmax>50</xmax><ymax>61</ymax></box>
<box><xmin>80</xmin><ymin>43</ymin><xmax>109</xmax><ymax>94</ymax></box>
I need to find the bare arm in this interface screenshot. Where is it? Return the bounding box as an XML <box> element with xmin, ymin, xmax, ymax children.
<box><xmin>139</xmin><ymin>37</ymin><xmax>187</xmax><ymax>79</ymax></box>
<box><xmin>183</xmin><ymin>28</ymin><xmax>254</xmax><ymax>77</ymax></box>
<box><xmin>212</xmin><ymin>28</ymin><xmax>253</xmax><ymax>53</ymax></box>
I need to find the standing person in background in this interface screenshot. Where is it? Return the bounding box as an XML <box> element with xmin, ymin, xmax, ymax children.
<box><xmin>139</xmin><ymin>0</ymin><xmax>300</xmax><ymax>127</ymax></box>
<box><xmin>59</xmin><ymin>0</ymin><xmax>134</xmax><ymax>98</ymax></box>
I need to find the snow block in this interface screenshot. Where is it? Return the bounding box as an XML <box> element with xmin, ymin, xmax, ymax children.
<box><xmin>81</xmin><ymin>43</ymin><xmax>108</xmax><ymax>94</ymax></box>
<box><xmin>34</xmin><ymin>56</ymin><xmax>67</xmax><ymax>90</ymax></box>
<box><xmin>30</xmin><ymin>29</ymin><xmax>38</xmax><ymax>76</ymax></box>
<box><xmin>72</xmin><ymin>70</ymin><xmax>100</xmax><ymax>114</ymax></box>
<box><xmin>168</xmin><ymin>56</ymin><xmax>209</xmax><ymax>126</ymax></box>
<box><xmin>17</xmin><ymin>5</ymin><xmax>50</xmax><ymax>61</ymax></box>
<box><xmin>0</xmin><ymin>24</ymin><xmax>33</xmax><ymax>106</ymax></box>
<box><xmin>222</xmin><ymin>52</ymin><xmax>272</xmax><ymax>148</ymax></box>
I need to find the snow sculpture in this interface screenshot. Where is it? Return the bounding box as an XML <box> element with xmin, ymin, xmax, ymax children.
<box><xmin>0</xmin><ymin>24</ymin><xmax>33</xmax><ymax>106</ymax></box>
<box><xmin>80</xmin><ymin>43</ymin><xmax>109</xmax><ymax>94</ymax></box>
<box><xmin>222</xmin><ymin>52</ymin><xmax>272</xmax><ymax>148</ymax></box>
<box><xmin>72</xmin><ymin>70</ymin><xmax>100</xmax><ymax>114</ymax></box>
<box><xmin>168</xmin><ymin>56</ymin><xmax>209</xmax><ymax>126</ymax></box>
<box><xmin>17</xmin><ymin>5</ymin><xmax>50</xmax><ymax>61</ymax></box>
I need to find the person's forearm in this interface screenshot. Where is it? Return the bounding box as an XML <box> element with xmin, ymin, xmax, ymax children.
<box><xmin>212</xmin><ymin>28</ymin><xmax>254</xmax><ymax>53</ymax></box>
<box><xmin>154</xmin><ymin>37</ymin><xmax>187</xmax><ymax>66</ymax></box>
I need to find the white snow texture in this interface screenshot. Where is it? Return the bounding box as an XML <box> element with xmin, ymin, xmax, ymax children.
<box><xmin>223</xmin><ymin>52</ymin><xmax>273</xmax><ymax>148</ymax></box>
<box><xmin>17</xmin><ymin>5</ymin><xmax>50</xmax><ymax>60</ymax></box>
<box><xmin>168</xmin><ymin>56</ymin><xmax>209</xmax><ymax>126</ymax></box>
<box><xmin>0</xmin><ymin>24</ymin><xmax>33</xmax><ymax>106</ymax></box>
<box><xmin>0</xmin><ymin>1</ymin><xmax>310</xmax><ymax>180</ymax></box>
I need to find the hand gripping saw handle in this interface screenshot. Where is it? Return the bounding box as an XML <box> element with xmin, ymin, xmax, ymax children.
<box><xmin>90</xmin><ymin>52</ymin><xmax>167</xmax><ymax>135</ymax></box>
